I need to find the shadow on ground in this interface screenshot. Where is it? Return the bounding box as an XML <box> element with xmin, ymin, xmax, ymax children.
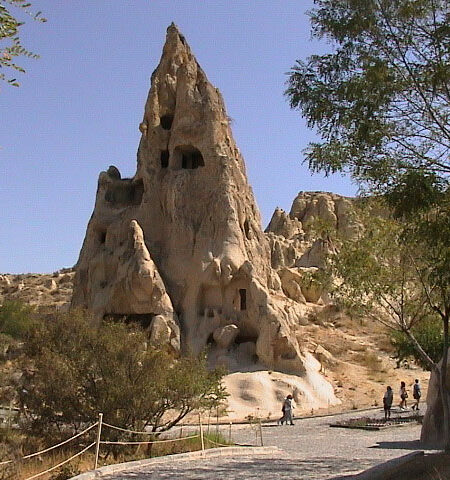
<box><xmin>371</xmin><ymin>440</ymin><xmax>436</xmax><ymax>451</ymax></box>
<box><xmin>113</xmin><ymin>457</ymin><xmax>373</xmax><ymax>480</ymax></box>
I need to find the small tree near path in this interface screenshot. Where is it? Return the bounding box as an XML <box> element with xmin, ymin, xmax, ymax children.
<box><xmin>17</xmin><ymin>310</ymin><xmax>227</xmax><ymax>453</ymax></box>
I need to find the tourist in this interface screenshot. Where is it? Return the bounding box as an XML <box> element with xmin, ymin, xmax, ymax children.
<box><xmin>412</xmin><ymin>379</ymin><xmax>422</xmax><ymax>411</ymax></box>
<box><xmin>278</xmin><ymin>394</ymin><xmax>294</xmax><ymax>425</ymax></box>
<box><xmin>383</xmin><ymin>386</ymin><xmax>393</xmax><ymax>420</ymax></box>
<box><xmin>399</xmin><ymin>381</ymin><xmax>408</xmax><ymax>409</ymax></box>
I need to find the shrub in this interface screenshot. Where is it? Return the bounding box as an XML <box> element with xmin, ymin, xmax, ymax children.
<box><xmin>0</xmin><ymin>301</ymin><xmax>36</xmax><ymax>339</ymax></box>
<box><xmin>17</xmin><ymin>309</ymin><xmax>227</xmax><ymax>451</ymax></box>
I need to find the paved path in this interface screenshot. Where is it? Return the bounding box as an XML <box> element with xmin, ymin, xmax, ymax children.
<box><xmin>102</xmin><ymin>409</ymin><xmax>432</xmax><ymax>480</ymax></box>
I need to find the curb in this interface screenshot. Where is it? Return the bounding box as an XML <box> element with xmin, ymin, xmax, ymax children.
<box><xmin>69</xmin><ymin>446</ymin><xmax>281</xmax><ymax>480</ymax></box>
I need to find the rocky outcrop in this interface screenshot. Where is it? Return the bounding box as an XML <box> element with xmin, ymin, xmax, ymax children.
<box><xmin>264</xmin><ymin>192</ymin><xmax>360</xmax><ymax>310</ymax></box>
<box><xmin>290</xmin><ymin>191</ymin><xmax>359</xmax><ymax>239</ymax></box>
<box><xmin>266</xmin><ymin>192</ymin><xmax>358</xmax><ymax>271</ymax></box>
<box><xmin>71</xmin><ymin>23</ymin><xmax>339</xmax><ymax>399</ymax></box>
<box><xmin>0</xmin><ymin>270</ymin><xmax>74</xmax><ymax>311</ymax></box>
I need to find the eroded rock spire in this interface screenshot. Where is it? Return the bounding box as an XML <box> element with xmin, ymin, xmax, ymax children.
<box><xmin>71</xmin><ymin>26</ymin><xmax>338</xmax><ymax>411</ymax></box>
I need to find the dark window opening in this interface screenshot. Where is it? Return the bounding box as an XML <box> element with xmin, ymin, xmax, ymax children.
<box><xmin>104</xmin><ymin>313</ymin><xmax>155</xmax><ymax>330</ymax></box>
<box><xmin>160</xmin><ymin>150</ymin><xmax>169</xmax><ymax>168</ymax></box>
<box><xmin>99</xmin><ymin>231</ymin><xmax>106</xmax><ymax>244</ymax></box>
<box><xmin>173</xmin><ymin>145</ymin><xmax>204</xmax><ymax>169</ymax></box>
<box><xmin>160</xmin><ymin>114</ymin><xmax>174</xmax><ymax>130</ymax></box>
<box><xmin>239</xmin><ymin>289</ymin><xmax>247</xmax><ymax>310</ymax></box>
<box><xmin>235</xmin><ymin>333</ymin><xmax>257</xmax><ymax>345</ymax></box>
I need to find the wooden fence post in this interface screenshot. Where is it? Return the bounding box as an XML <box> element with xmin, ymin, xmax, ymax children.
<box><xmin>94</xmin><ymin>413</ymin><xmax>103</xmax><ymax>470</ymax></box>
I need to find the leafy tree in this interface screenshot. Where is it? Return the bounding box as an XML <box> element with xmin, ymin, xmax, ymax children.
<box><xmin>287</xmin><ymin>0</ymin><xmax>450</xmax><ymax>448</ymax></box>
<box><xmin>0</xmin><ymin>0</ymin><xmax>46</xmax><ymax>88</ymax></box>
<box><xmin>17</xmin><ymin>310</ymin><xmax>226</xmax><ymax>450</ymax></box>
<box><xmin>286</xmin><ymin>0</ymin><xmax>450</xmax><ymax>190</ymax></box>
<box><xmin>392</xmin><ymin>316</ymin><xmax>444</xmax><ymax>369</ymax></box>
<box><xmin>0</xmin><ymin>300</ymin><xmax>35</xmax><ymax>339</ymax></box>
<box><xmin>328</xmin><ymin>204</ymin><xmax>438</xmax><ymax>366</ymax></box>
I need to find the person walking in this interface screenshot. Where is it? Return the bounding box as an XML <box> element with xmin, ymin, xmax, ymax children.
<box><xmin>383</xmin><ymin>386</ymin><xmax>393</xmax><ymax>421</ymax></box>
<box><xmin>399</xmin><ymin>381</ymin><xmax>408</xmax><ymax>409</ymax></box>
<box><xmin>278</xmin><ymin>394</ymin><xmax>294</xmax><ymax>425</ymax></box>
<box><xmin>412</xmin><ymin>379</ymin><xmax>422</xmax><ymax>411</ymax></box>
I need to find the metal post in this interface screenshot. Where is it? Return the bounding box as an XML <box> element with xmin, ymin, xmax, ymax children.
<box><xmin>228</xmin><ymin>422</ymin><xmax>232</xmax><ymax>444</ymax></box>
<box><xmin>258</xmin><ymin>418</ymin><xmax>263</xmax><ymax>447</ymax></box>
<box><xmin>199</xmin><ymin>414</ymin><xmax>205</xmax><ymax>454</ymax></box>
<box><xmin>94</xmin><ymin>413</ymin><xmax>103</xmax><ymax>470</ymax></box>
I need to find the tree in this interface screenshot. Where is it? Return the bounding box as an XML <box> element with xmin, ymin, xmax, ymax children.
<box><xmin>286</xmin><ymin>0</ymin><xmax>450</xmax><ymax>448</ymax></box>
<box><xmin>17</xmin><ymin>310</ymin><xmax>226</xmax><ymax>451</ymax></box>
<box><xmin>391</xmin><ymin>316</ymin><xmax>444</xmax><ymax>369</ymax></box>
<box><xmin>0</xmin><ymin>300</ymin><xmax>36</xmax><ymax>339</ymax></box>
<box><xmin>0</xmin><ymin>1</ymin><xmax>46</xmax><ymax>88</ymax></box>
<box><xmin>327</xmin><ymin>203</ymin><xmax>439</xmax><ymax>368</ymax></box>
<box><xmin>286</xmin><ymin>0</ymin><xmax>450</xmax><ymax>191</ymax></box>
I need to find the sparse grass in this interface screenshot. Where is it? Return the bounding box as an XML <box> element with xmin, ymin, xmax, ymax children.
<box><xmin>353</xmin><ymin>351</ymin><xmax>384</xmax><ymax>374</ymax></box>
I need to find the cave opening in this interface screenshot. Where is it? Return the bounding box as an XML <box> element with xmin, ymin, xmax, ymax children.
<box><xmin>160</xmin><ymin>114</ymin><xmax>174</xmax><ymax>130</ymax></box>
<box><xmin>160</xmin><ymin>150</ymin><xmax>169</xmax><ymax>168</ymax></box>
<box><xmin>234</xmin><ymin>333</ymin><xmax>258</xmax><ymax>345</ymax></box>
<box><xmin>173</xmin><ymin>145</ymin><xmax>204</xmax><ymax>169</ymax></box>
<box><xmin>104</xmin><ymin>313</ymin><xmax>155</xmax><ymax>329</ymax></box>
<box><xmin>239</xmin><ymin>289</ymin><xmax>247</xmax><ymax>310</ymax></box>
<box><xmin>105</xmin><ymin>179</ymin><xmax>144</xmax><ymax>206</ymax></box>
<box><xmin>243</xmin><ymin>220</ymin><xmax>251</xmax><ymax>240</ymax></box>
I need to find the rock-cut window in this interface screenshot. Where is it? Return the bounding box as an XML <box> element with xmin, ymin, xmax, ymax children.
<box><xmin>160</xmin><ymin>114</ymin><xmax>174</xmax><ymax>130</ymax></box>
<box><xmin>173</xmin><ymin>145</ymin><xmax>205</xmax><ymax>169</ymax></box>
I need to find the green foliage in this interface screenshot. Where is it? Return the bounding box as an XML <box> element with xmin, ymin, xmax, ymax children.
<box><xmin>286</xmin><ymin>0</ymin><xmax>450</xmax><ymax>197</ymax></box>
<box><xmin>327</xmin><ymin>200</ymin><xmax>440</xmax><ymax>369</ymax></box>
<box><xmin>0</xmin><ymin>300</ymin><xmax>35</xmax><ymax>339</ymax></box>
<box><xmin>18</xmin><ymin>309</ymin><xmax>227</xmax><ymax>446</ymax></box>
<box><xmin>391</xmin><ymin>315</ymin><xmax>444</xmax><ymax>370</ymax></box>
<box><xmin>0</xmin><ymin>1</ymin><xmax>46</xmax><ymax>88</ymax></box>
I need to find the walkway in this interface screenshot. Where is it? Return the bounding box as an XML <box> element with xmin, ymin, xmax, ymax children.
<box><xmin>102</xmin><ymin>409</ymin><xmax>432</xmax><ymax>480</ymax></box>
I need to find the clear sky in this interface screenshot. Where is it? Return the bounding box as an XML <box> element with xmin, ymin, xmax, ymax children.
<box><xmin>1</xmin><ymin>1</ymin><xmax>356</xmax><ymax>273</ymax></box>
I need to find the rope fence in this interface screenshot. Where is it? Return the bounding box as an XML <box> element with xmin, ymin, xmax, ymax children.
<box><xmin>0</xmin><ymin>423</ymin><xmax>98</xmax><ymax>467</ymax></box>
<box><xmin>100</xmin><ymin>435</ymin><xmax>199</xmax><ymax>445</ymax></box>
<box><xmin>0</xmin><ymin>412</ymin><xmax>239</xmax><ymax>479</ymax></box>
<box><xmin>24</xmin><ymin>443</ymin><xmax>96</xmax><ymax>480</ymax></box>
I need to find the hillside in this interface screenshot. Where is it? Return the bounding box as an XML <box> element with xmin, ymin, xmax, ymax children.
<box><xmin>0</xmin><ymin>267</ymin><xmax>429</xmax><ymax>420</ymax></box>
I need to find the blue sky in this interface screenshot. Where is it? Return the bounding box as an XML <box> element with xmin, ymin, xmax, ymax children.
<box><xmin>1</xmin><ymin>1</ymin><xmax>356</xmax><ymax>273</ymax></box>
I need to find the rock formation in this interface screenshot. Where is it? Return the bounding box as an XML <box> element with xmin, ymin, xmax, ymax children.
<box><xmin>71</xmin><ymin>24</ymin><xmax>341</xmax><ymax>408</ymax></box>
<box><xmin>264</xmin><ymin>191</ymin><xmax>358</xmax><ymax>305</ymax></box>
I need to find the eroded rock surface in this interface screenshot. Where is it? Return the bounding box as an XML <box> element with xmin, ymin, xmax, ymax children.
<box><xmin>71</xmin><ymin>24</ymin><xmax>342</xmax><ymax>408</ymax></box>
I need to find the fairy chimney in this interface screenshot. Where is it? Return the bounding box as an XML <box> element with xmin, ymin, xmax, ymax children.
<box><xmin>71</xmin><ymin>24</ymin><xmax>339</xmax><ymax>413</ymax></box>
